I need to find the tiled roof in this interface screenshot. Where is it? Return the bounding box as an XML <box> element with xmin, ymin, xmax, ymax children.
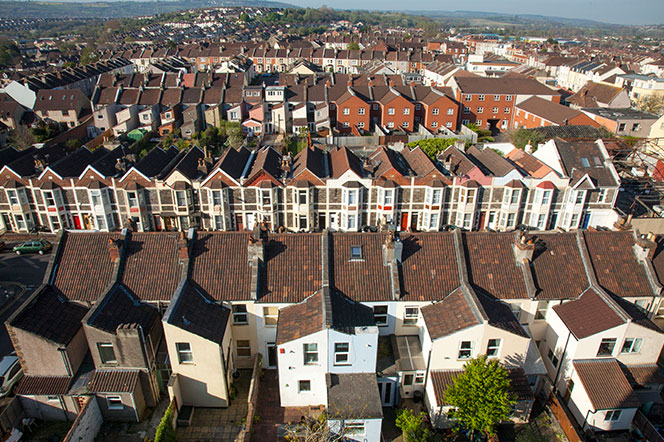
<box><xmin>463</xmin><ymin>233</ymin><xmax>528</xmax><ymax>300</ymax></box>
<box><xmin>189</xmin><ymin>232</ymin><xmax>252</xmax><ymax>301</ymax></box>
<box><xmin>331</xmin><ymin>233</ymin><xmax>392</xmax><ymax>302</ymax></box>
<box><xmin>455</xmin><ymin>76</ymin><xmax>558</xmax><ymax>96</ymax></box>
<box><xmin>530</xmin><ymin>233</ymin><xmax>588</xmax><ymax>300</ymax></box>
<box><xmin>583</xmin><ymin>231</ymin><xmax>652</xmax><ymax>299</ymax></box>
<box><xmin>276</xmin><ymin>291</ymin><xmax>323</xmax><ymax>344</ymax></box>
<box><xmin>552</xmin><ymin>289</ymin><xmax>624</xmax><ymax>339</ymax></box>
<box><xmin>12</xmin><ymin>286</ymin><xmax>87</xmax><ymax>345</ymax></box>
<box><xmin>329</xmin><ymin>146</ymin><xmax>364</xmax><ymax>179</ymax></box>
<box><xmin>400</xmin><ymin>233</ymin><xmax>460</xmax><ymax>301</ymax></box>
<box><xmin>15</xmin><ymin>375</ymin><xmax>72</xmax><ymax>396</ymax></box>
<box><xmin>573</xmin><ymin>359</ymin><xmax>639</xmax><ymax>410</ymax></box>
<box><xmin>88</xmin><ymin>369</ymin><xmax>140</xmax><ymax>393</ymax></box>
<box><xmin>621</xmin><ymin>364</ymin><xmax>664</xmax><ymax>388</ymax></box>
<box><xmin>168</xmin><ymin>283</ymin><xmax>230</xmax><ymax>344</ymax></box>
<box><xmin>87</xmin><ymin>284</ymin><xmax>159</xmax><ymax>334</ymax></box>
<box><xmin>262</xmin><ymin>233</ymin><xmax>322</xmax><ymax>303</ymax></box>
<box><xmin>431</xmin><ymin>367</ymin><xmax>533</xmax><ymax>406</ymax></box>
<box><xmin>121</xmin><ymin>233</ymin><xmax>182</xmax><ymax>301</ymax></box>
<box><xmin>516</xmin><ymin>96</ymin><xmax>588</xmax><ymax>125</ymax></box>
<box><xmin>421</xmin><ymin>288</ymin><xmax>479</xmax><ymax>339</ymax></box>
<box><xmin>53</xmin><ymin>232</ymin><xmax>121</xmax><ymax>302</ymax></box>
<box><xmin>505</xmin><ymin>149</ymin><xmax>555</xmax><ymax>178</ymax></box>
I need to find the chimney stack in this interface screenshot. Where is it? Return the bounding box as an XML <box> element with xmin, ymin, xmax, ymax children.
<box><xmin>197</xmin><ymin>157</ymin><xmax>208</xmax><ymax>175</ymax></box>
<box><xmin>107</xmin><ymin>238</ymin><xmax>120</xmax><ymax>262</ymax></box>
<box><xmin>634</xmin><ymin>232</ymin><xmax>657</xmax><ymax>262</ymax></box>
<box><xmin>247</xmin><ymin>234</ymin><xmax>265</xmax><ymax>265</ymax></box>
<box><xmin>383</xmin><ymin>230</ymin><xmax>403</xmax><ymax>264</ymax></box>
<box><xmin>177</xmin><ymin>231</ymin><xmax>189</xmax><ymax>261</ymax></box>
<box><xmin>613</xmin><ymin>214</ymin><xmax>633</xmax><ymax>231</ymax></box>
<box><xmin>513</xmin><ymin>232</ymin><xmax>535</xmax><ymax>263</ymax></box>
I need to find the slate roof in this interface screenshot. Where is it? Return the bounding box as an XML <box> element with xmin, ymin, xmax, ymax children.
<box><xmin>11</xmin><ymin>286</ymin><xmax>87</xmax><ymax>345</ymax></box>
<box><xmin>291</xmin><ymin>146</ymin><xmax>327</xmax><ymax>181</ymax></box>
<box><xmin>583</xmin><ymin>231</ymin><xmax>652</xmax><ymax>299</ymax></box>
<box><xmin>466</xmin><ymin>146</ymin><xmax>516</xmax><ymax>177</ymax></box>
<box><xmin>130</xmin><ymin>146</ymin><xmax>180</xmax><ymax>179</ymax></box>
<box><xmin>262</xmin><ymin>233</ymin><xmax>322</xmax><ymax>303</ymax></box>
<box><xmin>88</xmin><ymin>369</ymin><xmax>140</xmax><ymax>393</ymax></box>
<box><xmin>167</xmin><ymin>283</ymin><xmax>230</xmax><ymax>344</ymax></box>
<box><xmin>121</xmin><ymin>233</ymin><xmax>182</xmax><ymax>301</ymax></box>
<box><xmin>400</xmin><ymin>233</ymin><xmax>460</xmax><ymax>301</ymax></box>
<box><xmin>573</xmin><ymin>359</ymin><xmax>639</xmax><ymax>410</ymax></box>
<box><xmin>567</xmin><ymin>82</ymin><xmax>624</xmax><ymax>108</ymax></box>
<box><xmin>53</xmin><ymin>232</ymin><xmax>121</xmax><ymax>302</ymax></box>
<box><xmin>554</xmin><ymin>139</ymin><xmax>617</xmax><ymax>187</ymax></box>
<box><xmin>189</xmin><ymin>232</ymin><xmax>252</xmax><ymax>301</ymax></box>
<box><xmin>552</xmin><ymin>288</ymin><xmax>624</xmax><ymax>339</ymax></box>
<box><xmin>87</xmin><ymin>284</ymin><xmax>159</xmax><ymax>333</ymax></box>
<box><xmin>530</xmin><ymin>233</ymin><xmax>588</xmax><ymax>300</ymax></box>
<box><xmin>15</xmin><ymin>375</ymin><xmax>72</xmax><ymax>396</ymax></box>
<box><xmin>463</xmin><ymin>232</ymin><xmax>528</xmax><ymax>300</ymax></box>
<box><xmin>214</xmin><ymin>147</ymin><xmax>252</xmax><ymax>183</ymax></box>
<box><xmin>326</xmin><ymin>373</ymin><xmax>383</xmax><ymax>419</ymax></box>
<box><xmin>331</xmin><ymin>233</ymin><xmax>392</xmax><ymax>302</ymax></box>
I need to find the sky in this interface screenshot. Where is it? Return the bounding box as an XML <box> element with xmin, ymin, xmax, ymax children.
<box><xmin>286</xmin><ymin>0</ymin><xmax>664</xmax><ymax>26</ymax></box>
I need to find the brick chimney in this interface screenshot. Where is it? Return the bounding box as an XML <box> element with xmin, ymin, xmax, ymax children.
<box><xmin>613</xmin><ymin>214</ymin><xmax>632</xmax><ymax>231</ymax></box>
<box><xmin>383</xmin><ymin>230</ymin><xmax>403</xmax><ymax>264</ymax></box>
<box><xmin>177</xmin><ymin>231</ymin><xmax>189</xmax><ymax>261</ymax></box>
<box><xmin>634</xmin><ymin>232</ymin><xmax>657</xmax><ymax>262</ymax></box>
<box><xmin>513</xmin><ymin>232</ymin><xmax>535</xmax><ymax>263</ymax></box>
<box><xmin>247</xmin><ymin>234</ymin><xmax>265</xmax><ymax>264</ymax></box>
<box><xmin>108</xmin><ymin>238</ymin><xmax>120</xmax><ymax>262</ymax></box>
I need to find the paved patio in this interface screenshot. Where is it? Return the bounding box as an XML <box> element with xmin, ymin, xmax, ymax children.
<box><xmin>175</xmin><ymin>370</ymin><xmax>250</xmax><ymax>442</ymax></box>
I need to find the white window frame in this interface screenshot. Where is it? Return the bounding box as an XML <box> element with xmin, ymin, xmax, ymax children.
<box><xmin>106</xmin><ymin>395</ymin><xmax>123</xmax><ymax>410</ymax></box>
<box><xmin>263</xmin><ymin>306</ymin><xmax>278</xmax><ymax>327</ymax></box>
<box><xmin>298</xmin><ymin>380</ymin><xmax>311</xmax><ymax>392</ymax></box>
<box><xmin>236</xmin><ymin>340</ymin><xmax>251</xmax><ymax>358</ymax></box>
<box><xmin>176</xmin><ymin>342</ymin><xmax>193</xmax><ymax>364</ymax></box>
<box><xmin>621</xmin><ymin>338</ymin><xmax>643</xmax><ymax>354</ymax></box>
<box><xmin>373</xmin><ymin>305</ymin><xmax>388</xmax><ymax>326</ymax></box>
<box><xmin>233</xmin><ymin>304</ymin><xmax>248</xmax><ymax>325</ymax></box>
<box><xmin>486</xmin><ymin>339</ymin><xmax>501</xmax><ymax>357</ymax></box>
<box><xmin>334</xmin><ymin>342</ymin><xmax>350</xmax><ymax>366</ymax></box>
<box><xmin>303</xmin><ymin>343</ymin><xmax>318</xmax><ymax>365</ymax></box>
<box><xmin>458</xmin><ymin>341</ymin><xmax>473</xmax><ymax>359</ymax></box>
<box><xmin>404</xmin><ymin>306</ymin><xmax>419</xmax><ymax>325</ymax></box>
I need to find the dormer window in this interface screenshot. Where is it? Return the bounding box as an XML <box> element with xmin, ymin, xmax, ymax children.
<box><xmin>350</xmin><ymin>245</ymin><xmax>362</xmax><ymax>260</ymax></box>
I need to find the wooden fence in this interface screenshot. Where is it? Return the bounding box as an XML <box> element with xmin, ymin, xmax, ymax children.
<box><xmin>547</xmin><ymin>393</ymin><xmax>583</xmax><ymax>442</ymax></box>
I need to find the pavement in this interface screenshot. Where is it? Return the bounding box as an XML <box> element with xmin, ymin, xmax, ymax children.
<box><xmin>0</xmin><ymin>233</ymin><xmax>55</xmax><ymax>358</ymax></box>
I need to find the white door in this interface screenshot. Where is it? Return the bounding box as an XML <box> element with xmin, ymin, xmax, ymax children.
<box><xmin>330</xmin><ymin>213</ymin><xmax>339</xmax><ymax>231</ymax></box>
<box><xmin>377</xmin><ymin>380</ymin><xmax>395</xmax><ymax>406</ymax></box>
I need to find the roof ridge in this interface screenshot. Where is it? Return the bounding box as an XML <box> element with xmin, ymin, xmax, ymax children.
<box><xmin>453</xmin><ymin>229</ymin><xmax>487</xmax><ymax>323</ymax></box>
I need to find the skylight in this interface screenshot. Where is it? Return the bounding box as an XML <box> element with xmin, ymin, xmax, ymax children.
<box><xmin>580</xmin><ymin>157</ymin><xmax>590</xmax><ymax>167</ymax></box>
<box><xmin>350</xmin><ymin>245</ymin><xmax>362</xmax><ymax>260</ymax></box>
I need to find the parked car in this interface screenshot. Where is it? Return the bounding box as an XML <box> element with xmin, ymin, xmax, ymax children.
<box><xmin>13</xmin><ymin>239</ymin><xmax>52</xmax><ymax>255</ymax></box>
<box><xmin>0</xmin><ymin>354</ymin><xmax>22</xmax><ymax>397</ymax></box>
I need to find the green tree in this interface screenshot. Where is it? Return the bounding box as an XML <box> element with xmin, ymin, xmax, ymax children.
<box><xmin>65</xmin><ymin>139</ymin><xmax>82</xmax><ymax>151</ymax></box>
<box><xmin>239</xmin><ymin>12</ymin><xmax>249</xmax><ymax>22</ymax></box>
<box><xmin>347</xmin><ymin>41</ymin><xmax>360</xmax><ymax>50</ymax></box>
<box><xmin>9</xmin><ymin>125</ymin><xmax>34</xmax><ymax>150</ymax></box>
<box><xmin>80</xmin><ymin>46</ymin><xmax>99</xmax><ymax>65</ymax></box>
<box><xmin>508</xmin><ymin>128</ymin><xmax>545</xmax><ymax>151</ymax></box>
<box><xmin>0</xmin><ymin>38</ymin><xmax>20</xmax><ymax>66</ymax></box>
<box><xmin>444</xmin><ymin>355</ymin><xmax>516</xmax><ymax>439</ymax></box>
<box><xmin>395</xmin><ymin>408</ymin><xmax>440</xmax><ymax>442</ymax></box>
<box><xmin>407</xmin><ymin>138</ymin><xmax>458</xmax><ymax>160</ymax></box>
<box><xmin>225</xmin><ymin>122</ymin><xmax>244</xmax><ymax>149</ymax></box>
<box><xmin>154</xmin><ymin>402</ymin><xmax>177</xmax><ymax>442</ymax></box>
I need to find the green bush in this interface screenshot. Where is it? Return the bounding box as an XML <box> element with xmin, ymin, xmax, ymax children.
<box><xmin>154</xmin><ymin>402</ymin><xmax>177</xmax><ymax>442</ymax></box>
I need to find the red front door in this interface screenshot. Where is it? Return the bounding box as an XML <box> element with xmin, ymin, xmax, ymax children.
<box><xmin>478</xmin><ymin>212</ymin><xmax>487</xmax><ymax>230</ymax></box>
<box><xmin>73</xmin><ymin>215</ymin><xmax>82</xmax><ymax>230</ymax></box>
<box><xmin>400</xmin><ymin>213</ymin><xmax>409</xmax><ymax>231</ymax></box>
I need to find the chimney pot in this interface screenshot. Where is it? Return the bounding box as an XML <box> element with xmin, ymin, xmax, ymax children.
<box><xmin>107</xmin><ymin>238</ymin><xmax>120</xmax><ymax>262</ymax></box>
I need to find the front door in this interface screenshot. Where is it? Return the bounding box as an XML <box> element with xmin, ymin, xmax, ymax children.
<box><xmin>378</xmin><ymin>380</ymin><xmax>395</xmax><ymax>406</ymax></box>
<box><xmin>235</xmin><ymin>214</ymin><xmax>244</xmax><ymax>231</ymax></box>
<box><xmin>73</xmin><ymin>215</ymin><xmax>82</xmax><ymax>230</ymax></box>
<box><xmin>267</xmin><ymin>343</ymin><xmax>277</xmax><ymax>369</ymax></box>
<box><xmin>478</xmin><ymin>212</ymin><xmax>486</xmax><ymax>230</ymax></box>
<box><xmin>330</xmin><ymin>213</ymin><xmax>339</xmax><ymax>230</ymax></box>
<box><xmin>410</xmin><ymin>213</ymin><xmax>418</xmax><ymax>231</ymax></box>
<box><xmin>318</xmin><ymin>214</ymin><xmax>326</xmax><ymax>230</ymax></box>
<box><xmin>400</xmin><ymin>213</ymin><xmax>409</xmax><ymax>231</ymax></box>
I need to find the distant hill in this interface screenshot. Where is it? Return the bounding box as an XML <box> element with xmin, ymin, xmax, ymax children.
<box><xmin>0</xmin><ymin>0</ymin><xmax>295</xmax><ymax>19</ymax></box>
<box><xmin>399</xmin><ymin>9</ymin><xmax>618</xmax><ymax>27</ymax></box>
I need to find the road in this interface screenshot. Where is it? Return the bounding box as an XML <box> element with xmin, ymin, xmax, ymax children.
<box><xmin>0</xmin><ymin>240</ymin><xmax>52</xmax><ymax>358</ymax></box>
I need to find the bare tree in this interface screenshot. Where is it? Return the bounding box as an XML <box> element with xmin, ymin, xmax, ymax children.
<box><xmin>283</xmin><ymin>411</ymin><xmax>362</xmax><ymax>442</ymax></box>
<box><xmin>9</xmin><ymin>125</ymin><xmax>34</xmax><ymax>150</ymax></box>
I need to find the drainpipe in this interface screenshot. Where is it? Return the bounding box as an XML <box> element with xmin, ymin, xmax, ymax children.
<box><xmin>552</xmin><ymin>331</ymin><xmax>572</xmax><ymax>395</ymax></box>
<box><xmin>582</xmin><ymin>408</ymin><xmax>597</xmax><ymax>432</ymax></box>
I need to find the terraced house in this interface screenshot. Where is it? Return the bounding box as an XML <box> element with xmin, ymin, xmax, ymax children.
<box><xmin>0</xmin><ymin>136</ymin><xmax>620</xmax><ymax>234</ymax></box>
<box><xmin>5</xmin><ymin>227</ymin><xmax>664</xmax><ymax>440</ymax></box>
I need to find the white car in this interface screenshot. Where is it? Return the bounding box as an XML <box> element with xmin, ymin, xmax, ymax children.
<box><xmin>0</xmin><ymin>354</ymin><xmax>23</xmax><ymax>397</ymax></box>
